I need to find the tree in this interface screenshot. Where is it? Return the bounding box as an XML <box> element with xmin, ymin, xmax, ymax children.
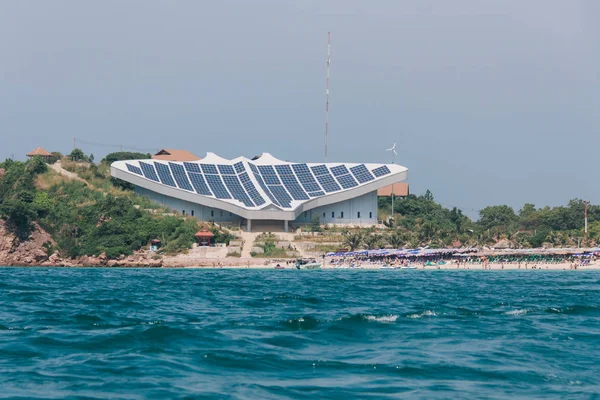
<box><xmin>343</xmin><ymin>232</ymin><xmax>363</xmax><ymax>251</ymax></box>
<box><xmin>69</xmin><ymin>148</ymin><xmax>86</xmax><ymax>162</ymax></box>
<box><xmin>309</xmin><ymin>214</ymin><xmax>322</xmax><ymax>232</ymax></box>
<box><xmin>477</xmin><ymin>205</ymin><xmax>518</xmax><ymax>233</ymax></box>
<box><xmin>423</xmin><ymin>189</ymin><xmax>434</xmax><ymax>201</ymax></box>
<box><xmin>387</xmin><ymin>231</ymin><xmax>404</xmax><ymax>249</ymax></box>
<box><xmin>101</xmin><ymin>152</ymin><xmax>152</xmax><ymax>164</ymax></box>
<box><xmin>364</xmin><ymin>234</ymin><xmax>384</xmax><ymax>249</ymax></box>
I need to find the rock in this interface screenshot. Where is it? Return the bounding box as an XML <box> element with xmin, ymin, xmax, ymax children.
<box><xmin>106</xmin><ymin>260</ymin><xmax>118</xmax><ymax>267</ymax></box>
<box><xmin>251</xmin><ymin>246</ymin><xmax>264</xmax><ymax>254</ymax></box>
<box><xmin>99</xmin><ymin>252</ymin><xmax>107</xmax><ymax>261</ymax></box>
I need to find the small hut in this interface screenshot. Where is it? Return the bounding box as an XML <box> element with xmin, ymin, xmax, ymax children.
<box><xmin>149</xmin><ymin>239</ymin><xmax>161</xmax><ymax>252</ymax></box>
<box><xmin>26</xmin><ymin>147</ymin><xmax>53</xmax><ymax>160</ymax></box>
<box><xmin>195</xmin><ymin>228</ymin><xmax>214</xmax><ymax>247</ymax></box>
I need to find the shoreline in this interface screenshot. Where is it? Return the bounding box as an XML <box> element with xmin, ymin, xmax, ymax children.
<box><xmin>1</xmin><ymin>261</ymin><xmax>598</xmax><ymax>271</ymax></box>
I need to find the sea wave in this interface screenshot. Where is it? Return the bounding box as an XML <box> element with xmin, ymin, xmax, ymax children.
<box><xmin>0</xmin><ymin>268</ymin><xmax>599</xmax><ymax>398</ymax></box>
<box><xmin>406</xmin><ymin>310</ymin><xmax>438</xmax><ymax>319</ymax></box>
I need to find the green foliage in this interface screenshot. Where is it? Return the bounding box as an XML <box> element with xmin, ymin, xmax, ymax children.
<box><xmin>69</xmin><ymin>148</ymin><xmax>87</xmax><ymax>162</ymax></box>
<box><xmin>101</xmin><ymin>152</ymin><xmax>151</xmax><ymax>164</ymax></box>
<box><xmin>343</xmin><ymin>232</ymin><xmax>363</xmax><ymax>251</ymax></box>
<box><xmin>309</xmin><ymin>214</ymin><xmax>322</xmax><ymax>232</ymax></box>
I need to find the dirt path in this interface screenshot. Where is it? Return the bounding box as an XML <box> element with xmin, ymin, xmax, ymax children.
<box><xmin>50</xmin><ymin>161</ymin><xmax>89</xmax><ymax>185</ymax></box>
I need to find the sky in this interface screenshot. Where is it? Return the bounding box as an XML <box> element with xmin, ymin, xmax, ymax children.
<box><xmin>2</xmin><ymin>0</ymin><xmax>599</xmax><ymax>217</ymax></box>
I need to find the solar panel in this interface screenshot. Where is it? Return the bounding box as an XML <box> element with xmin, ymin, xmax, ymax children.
<box><xmin>154</xmin><ymin>163</ymin><xmax>177</xmax><ymax>187</ymax></box>
<box><xmin>262</xmin><ymin>174</ymin><xmax>281</xmax><ymax>185</ymax></box>
<box><xmin>126</xmin><ymin>163</ymin><xmax>142</xmax><ymax>175</ymax></box>
<box><xmin>255</xmin><ymin>175</ymin><xmax>279</xmax><ymax>206</ymax></box>
<box><xmin>291</xmin><ymin>163</ymin><xmax>311</xmax><ymax>174</ymax></box>
<box><xmin>278</xmin><ymin>174</ymin><xmax>309</xmax><ymax>200</ymax></box>
<box><xmin>249</xmin><ymin>163</ymin><xmax>259</xmax><ymax>174</ymax></box>
<box><xmin>336</xmin><ymin>173</ymin><xmax>358</xmax><ymax>189</ymax></box>
<box><xmin>234</xmin><ymin>161</ymin><xmax>245</xmax><ymax>173</ymax></box>
<box><xmin>205</xmin><ymin>174</ymin><xmax>231</xmax><ymax>199</ymax></box>
<box><xmin>316</xmin><ymin>173</ymin><xmax>341</xmax><ymax>193</ymax></box>
<box><xmin>183</xmin><ymin>162</ymin><xmax>201</xmax><ymax>173</ymax></box>
<box><xmin>308</xmin><ymin>191</ymin><xmax>325</xmax><ymax>197</ymax></box>
<box><xmin>330</xmin><ymin>165</ymin><xmax>349</xmax><ymax>177</ymax></box>
<box><xmin>218</xmin><ymin>164</ymin><xmax>236</xmax><ymax>175</ymax></box>
<box><xmin>242</xmin><ymin>180</ymin><xmax>266</xmax><ymax>206</ymax></box>
<box><xmin>258</xmin><ymin>165</ymin><xmax>276</xmax><ymax>175</ymax></box>
<box><xmin>139</xmin><ymin>162</ymin><xmax>159</xmax><ymax>182</ymax></box>
<box><xmin>201</xmin><ymin>164</ymin><xmax>218</xmax><ymax>174</ymax></box>
<box><xmin>310</xmin><ymin>165</ymin><xmax>329</xmax><ymax>176</ymax></box>
<box><xmin>275</xmin><ymin>164</ymin><xmax>293</xmax><ymax>175</ymax></box>
<box><xmin>168</xmin><ymin>163</ymin><xmax>194</xmax><ymax>191</ymax></box>
<box><xmin>292</xmin><ymin>164</ymin><xmax>322</xmax><ymax>192</ymax></box>
<box><xmin>222</xmin><ymin>175</ymin><xmax>254</xmax><ymax>207</ymax></box>
<box><xmin>268</xmin><ymin>185</ymin><xmax>292</xmax><ymax>208</ymax></box>
<box><xmin>350</xmin><ymin>164</ymin><xmax>375</xmax><ymax>184</ymax></box>
<box><xmin>188</xmin><ymin>173</ymin><xmax>212</xmax><ymax>196</ymax></box>
<box><xmin>372</xmin><ymin>165</ymin><xmax>391</xmax><ymax>177</ymax></box>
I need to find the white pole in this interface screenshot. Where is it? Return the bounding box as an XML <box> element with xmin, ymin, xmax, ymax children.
<box><xmin>325</xmin><ymin>32</ymin><xmax>331</xmax><ymax>163</ymax></box>
<box><xmin>391</xmin><ymin>151</ymin><xmax>395</xmax><ymax>223</ymax></box>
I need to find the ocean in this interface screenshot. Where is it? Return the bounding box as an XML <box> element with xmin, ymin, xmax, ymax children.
<box><xmin>0</xmin><ymin>268</ymin><xmax>599</xmax><ymax>399</ymax></box>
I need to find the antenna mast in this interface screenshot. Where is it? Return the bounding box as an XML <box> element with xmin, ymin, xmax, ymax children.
<box><xmin>325</xmin><ymin>32</ymin><xmax>331</xmax><ymax>162</ymax></box>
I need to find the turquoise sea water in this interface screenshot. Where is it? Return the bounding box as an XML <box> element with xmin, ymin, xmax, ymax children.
<box><xmin>0</xmin><ymin>268</ymin><xmax>599</xmax><ymax>399</ymax></box>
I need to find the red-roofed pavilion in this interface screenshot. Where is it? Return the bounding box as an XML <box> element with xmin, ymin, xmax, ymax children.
<box><xmin>195</xmin><ymin>228</ymin><xmax>214</xmax><ymax>247</ymax></box>
<box><xmin>26</xmin><ymin>147</ymin><xmax>53</xmax><ymax>159</ymax></box>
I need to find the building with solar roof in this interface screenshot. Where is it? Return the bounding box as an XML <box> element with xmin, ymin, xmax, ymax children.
<box><xmin>110</xmin><ymin>153</ymin><xmax>408</xmax><ymax>232</ymax></box>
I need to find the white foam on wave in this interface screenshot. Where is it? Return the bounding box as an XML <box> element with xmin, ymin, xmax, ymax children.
<box><xmin>504</xmin><ymin>309</ymin><xmax>530</xmax><ymax>316</ymax></box>
<box><xmin>406</xmin><ymin>310</ymin><xmax>437</xmax><ymax>319</ymax></box>
<box><xmin>364</xmin><ymin>315</ymin><xmax>398</xmax><ymax>323</ymax></box>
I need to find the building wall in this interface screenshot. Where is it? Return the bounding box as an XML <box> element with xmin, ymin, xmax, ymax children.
<box><xmin>135</xmin><ymin>187</ymin><xmax>243</xmax><ymax>224</ymax></box>
<box><xmin>135</xmin><ymin>186</ymin><xmax>378</xmax><ymax>228</ymax></box>
<box><xmin>293</xmin><ymin>191</ymin><xmax>378</xmax><ymax>226</ymax></box>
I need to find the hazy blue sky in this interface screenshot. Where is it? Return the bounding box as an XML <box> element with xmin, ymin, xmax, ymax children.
<box><xmin>2</xmin><ymin>0</ymin><xmax>599</xmax><ymax>216</ymax></box>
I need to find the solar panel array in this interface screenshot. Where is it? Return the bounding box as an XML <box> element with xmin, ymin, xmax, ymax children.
<box><xmin>126</xmin><ymin>163</ymin><xmax>142</xmax><ymax>175</ymax></box>
<box><xmin>350</xmin><ymin>164</ymin><xmax>375</xmax><ymax>184</ymax></box>
<box><xmin>372</xmin><ymin>165</ymin><xmax>391</xmax><ymax>177</ymax></box>
<box><xmin>129</xmin><ymin>159</ymin><xmax>396</xmax><ymax>210</ymax></box>
<box><xmin>155</xmin><ymin>163</ymin><xmax>176</xmax><ymax>187</ymax></box>
<box><xmin>139</xmin><ymin>162</ymin><xmax>159</xmax><ymax>182</ymax></box>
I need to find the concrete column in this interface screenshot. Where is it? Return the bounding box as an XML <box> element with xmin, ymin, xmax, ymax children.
<box><xmin>284</xmin><ymin>220</ymin><xmax>289</xmax><ymax>232</ymax></box>
<box><xmin>247</xmin><ymin>219</ymin><xmax>252</xmax><ymax>232</ymax></box>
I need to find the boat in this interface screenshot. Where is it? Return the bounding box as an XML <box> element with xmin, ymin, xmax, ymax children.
<box><xmin>295</xmin><ymin>258</ymin><xmax>322</xmax><ymax>270</ymax></box>
<box><xmin>380</xmin><ymin>265</ymin><xmax>395</xmax><ymax>269</ymax></box>
<box><xmin>401</xmin><ymin>266</ymin><xmax>417</xmax><ymax>270</ymax></box>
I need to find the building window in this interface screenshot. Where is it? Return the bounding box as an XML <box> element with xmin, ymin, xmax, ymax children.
<box><xmin>191</xmin><ymin>210</ymin><xmax>195</xmax><ymax>217</ymax></box>
<box><xmin>220</xmin><ymin>211</ymin><xmax>223</xmax><ymax>217</ymax></box>
<box><xmin>323</xmin><ymin>212</ymin><xmax>326</xmax><ymax>218</ymax></box>
<box><xmin>182</xmin><ymin>210</ymin><xmax>185</xmax><ymax>216</ymax></box>
<box><xmin>369</xmin><ymin>212</ymin><xmax>372</xmax><ymax>218</ymax></box>
<box><xmin>304</xmin><ymin>212</ymin><xmax>307</xmax><ymax>218</ymax></box>
<box><xmin>357</xmin><ymin>211</ymin><xmax>361</xmax><ymax>218</ymax></box>
<box><xmin>341</xmin><ymin>211</ymin><xmax>344</xmax><ymax>218</ymax></box>
<box><xmin>211</xmin><ymin>210</ymin><xmax>214</xmax><ymax>217</ymax></box>
<box><xmin>331</xmin><ymin>212</ymin><xmax>334</xmax><ymax>218</ymax></box>
<box><xmin>229</xmin><ymin>212</ymin><xmax>232</xmax><ymax>217</ymax></box>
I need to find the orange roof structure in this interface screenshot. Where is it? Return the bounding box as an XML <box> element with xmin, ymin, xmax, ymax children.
<box><xmin>152</xmin><ymin>149</ymin><xmax>201</xmax><ymax>162</ymax></box>
<box><xmin>26</xmin><ymin>147</ymin><xmax>53</xmax><ymax>157</ymax></box>
<box><xmin>195</xmin><ymin>228</ymin><xmax>214</xmax><ymax>238</ymax></box>
<box><xmin>377</xmin><ymin>182</ymin><xmax>409</xmax><ymax>197</ymax></box>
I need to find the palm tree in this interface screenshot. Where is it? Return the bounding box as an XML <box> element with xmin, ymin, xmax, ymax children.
<box><xmin>364</xmin><ymin>234</ymin><xmax>384</xmax><ymax>249</ymax></box>
<box><xmin>343</xmin><ymin>232</ymin><xmax>363</xmax><ymax>251</ymax></box>
<box><xmin>387</xmin><ymin>231</ymin><xmax>404</xmax><ymax>249</ymax></box>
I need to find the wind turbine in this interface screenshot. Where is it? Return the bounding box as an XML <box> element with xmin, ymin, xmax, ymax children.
<box><xmin>386</xmin><ymin>142</ymin><xmax>397</xmax><ymax>164</ymax></box>
<box><xmin>385</xmin><ymin>143</ymin><xmax>398</xmax><ymax>224</ymax></box>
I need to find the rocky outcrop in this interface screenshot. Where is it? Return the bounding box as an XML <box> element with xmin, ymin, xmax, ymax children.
<box><xmin>0</xmin><ymin>220</ymin><xmax>163</xmax><ymax>267</ymax></box>
<box><xmin>0</xmin><ymin>221</ymin><xmax>55</xmax><ymax>266</ymax></box>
